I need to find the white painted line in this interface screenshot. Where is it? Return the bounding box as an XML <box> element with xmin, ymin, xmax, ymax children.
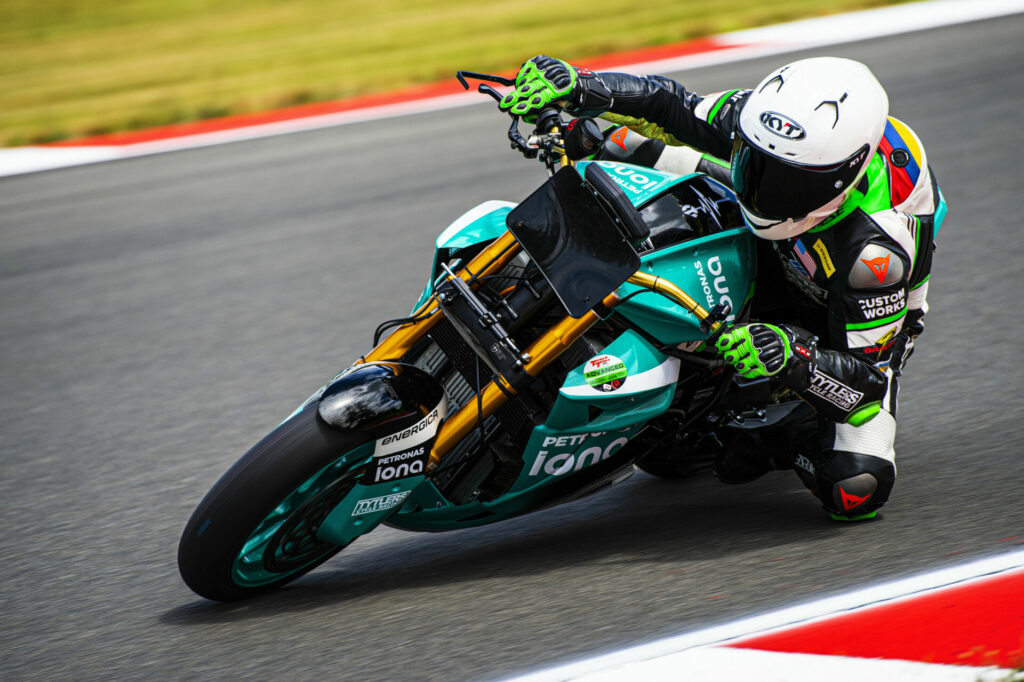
<box><xmin>502</xmin><ymin>549</ymin><xmax>1024</xmax><ymax>681</ymax></box>
<box><xmin>2</xmin><ymin>0</ymin><xmax>1023</xmax><ymax>178</ymax></box>
<box><xmin>569</xmin><ymin>0</ymin><xmax>1024</xmax><ymax>81</ymax></box>
<box><xmin>571</xmin><ymin>647</ymin><xmax>1014</xmax><ymax>682</ymax></box>
<box><xmin>0</xmin><ymin>146</ymin><xmax>122</xmax><ymax>178</ymax></box>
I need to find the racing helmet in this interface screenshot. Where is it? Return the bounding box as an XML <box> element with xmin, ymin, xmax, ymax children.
<box><xmin>730</xmin><ymin>57</ymin><xmax>889</xmax><ymax>240</ymax></box>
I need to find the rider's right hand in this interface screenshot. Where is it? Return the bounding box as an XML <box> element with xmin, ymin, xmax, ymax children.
<box><xmin>499</xmin><ymin>56</ymin><xmax>578</xmax><ymax>121</ymax></box>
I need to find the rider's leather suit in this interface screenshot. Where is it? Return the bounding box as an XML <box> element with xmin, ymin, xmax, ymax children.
<box><xmin>575</xmin><ymin>72</ymin><xmax>944</xmax><ymax>518</ymax></box>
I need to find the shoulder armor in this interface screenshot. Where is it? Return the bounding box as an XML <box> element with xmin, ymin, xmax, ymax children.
<box><xmin>849</xmin><ymin>243</ymin><xmax>904</xmax><ymax>288</ymax></box>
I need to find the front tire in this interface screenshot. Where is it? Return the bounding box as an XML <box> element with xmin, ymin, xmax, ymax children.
<box><xmin>178</xmin><ymin>405</ymin><xmax>371</xmax><ymax>601</ymax></box>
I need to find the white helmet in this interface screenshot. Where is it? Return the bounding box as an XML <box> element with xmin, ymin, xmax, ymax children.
<box><xmin>730</xmin><ymin>57</ymin><xmax>889</xmax><ymax>240</ymax></box>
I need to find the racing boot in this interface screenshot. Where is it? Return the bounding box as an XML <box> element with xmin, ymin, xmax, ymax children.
<box><xmin>712</xmin><ymin>402</ymin><xmax>818</xmax><ymax>484</ymax></box>
<box><xmin>712</xmin><ymin>428</ymin><xmax>782</xmax><ymax>484</ymax></box>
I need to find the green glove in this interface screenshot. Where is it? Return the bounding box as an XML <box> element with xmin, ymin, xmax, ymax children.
<box><xmin>499</xmin><ymin>55</ymin><xmax>578</xmax><ymax>119</ymax></box>
<box><xmin>715</xmin><ymin>323</ymin><xmax>792</xmax><ymax>379</ymax></box>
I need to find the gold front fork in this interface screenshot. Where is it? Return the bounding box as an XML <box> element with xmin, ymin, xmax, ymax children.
<box><xmin>428</xmin><ymin>289</ymin><xmax>621</xmax><ymax>467</ymax></box>
<box><xmin>360</xmin><ymin>231</ymin><xmax>521</xmax><ymax>364</ymax></box>
<box><xmin>426</xmin><ymin>269</ymin><xmax>722</xmax><ymax>468</ymax></box>
<box><xmin>356</xmin><ymin>224</ymin><xmax>719</xmax><ymax>471</ymax></box>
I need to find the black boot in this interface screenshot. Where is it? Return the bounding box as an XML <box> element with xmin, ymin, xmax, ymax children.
<box><xmin>712</xmin><ymin>430</ymin><xmax>774</xmax><ymax>484</ymax></box>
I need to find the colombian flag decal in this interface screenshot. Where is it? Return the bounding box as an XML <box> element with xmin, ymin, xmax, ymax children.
<box><xmin>878</xmin><ymin>117</ymin><xmax>923</xmax><ymax>206</ymax></box>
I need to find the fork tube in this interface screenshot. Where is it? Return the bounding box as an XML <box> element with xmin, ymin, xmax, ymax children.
<box><xmin>428</xmin><ymin>290</ymin><xmax>621</xmax><ymax>468</ymax></box>
<box><xmin>361</xmin><ymin>231</ymin><xmax>521</xmax><ymax>363</ymax></box>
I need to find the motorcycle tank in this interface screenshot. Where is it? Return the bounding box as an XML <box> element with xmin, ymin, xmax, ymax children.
<box><xmin>619</xmin><ymin>227</ymin><xmax>756</xmax><ymax>345</ymax></box>
<box><xmin>573</xmin><ymin>161</ymin><xmax>757</xmax><ymax>346</ymax></box>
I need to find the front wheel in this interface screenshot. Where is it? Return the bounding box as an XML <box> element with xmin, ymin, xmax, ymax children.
<box><xmin>178</xmin><ymin>405</ymin><xmax>371</xmax><ymax>601</ymax></box>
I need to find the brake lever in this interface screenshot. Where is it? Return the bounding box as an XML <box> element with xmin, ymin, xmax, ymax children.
<box><xmin>457</xmin><ymin>70</ymin><xmax>516</xmax><ymax>89</ymax></box>
<box><xmin>476</xmin><ymin>83</ymin><xmax>504</xmax><ymax>104</ymax></box>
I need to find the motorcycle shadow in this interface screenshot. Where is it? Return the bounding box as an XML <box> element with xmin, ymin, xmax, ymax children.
<box><xmin>162</xmin><ymin>469</ymin><xmax>837</xmax><ymax>623</ymax></box>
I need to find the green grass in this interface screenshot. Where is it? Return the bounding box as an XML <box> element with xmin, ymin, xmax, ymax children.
<box><xmin>0</xmin><ymin>0</ymin><xmax>915</xmax><ymax>146</ymax></box>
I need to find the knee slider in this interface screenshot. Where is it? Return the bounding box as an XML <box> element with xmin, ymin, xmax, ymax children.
<box><xmin>817</xmin><ymin>451</ymin><xmax>896</xmax><ymax>518</ymax></box>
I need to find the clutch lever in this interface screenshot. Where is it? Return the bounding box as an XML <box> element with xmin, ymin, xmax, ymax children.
<box><xmin>456</xmin><ymin>70</ymin><xmax>516</xmax><ymax>89</ymax></box>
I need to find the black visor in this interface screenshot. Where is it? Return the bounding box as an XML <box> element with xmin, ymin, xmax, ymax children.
<box><xmin>730</xmin><ymin>133</ymin><xmax>870</xmax><ymax>221</ymax></box>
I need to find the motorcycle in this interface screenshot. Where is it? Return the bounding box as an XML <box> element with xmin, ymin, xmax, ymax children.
<box><xmin>178</xmin><ymin>71</ymin><xmax>766</xmax><ymax>601</ymax></box>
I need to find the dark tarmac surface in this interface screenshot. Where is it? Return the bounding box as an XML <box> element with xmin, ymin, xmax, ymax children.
<box><xmin>2</xmin><ymin>14</ymin><xmax>1023</xmax><ymax>681</ymax></box>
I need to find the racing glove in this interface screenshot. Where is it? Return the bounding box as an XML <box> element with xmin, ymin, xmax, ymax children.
<box><xmin>715</xmin><ymin>323</ymin><xmax>886</xmax><ymax>426</ymax></box>
<box><xmin>499</xmin><ymin>56</ymin><xmax>613</xmax><ymax>121</ymax></box>
<box><xmin>715</xmin><ymin>323</ymin><xmax>794</xmax><ymax>379</ymax></box>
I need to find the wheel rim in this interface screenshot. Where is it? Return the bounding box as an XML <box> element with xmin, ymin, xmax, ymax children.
<box><xmin>231</xmin><ymin>444</ymin><xmax>371</xmax><ymax>587</ymax></box>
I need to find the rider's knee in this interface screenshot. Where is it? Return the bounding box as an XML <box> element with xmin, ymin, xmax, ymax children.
<box><xmin>815</xmin><ymin>450</ymin><xmax>897</xmax><ymax>519</ymax></box>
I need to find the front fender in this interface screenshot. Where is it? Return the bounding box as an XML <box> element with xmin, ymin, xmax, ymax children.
<box><xmin>318</xmin><ymin>362</ymin><xmax>445</xmax><ymax>436</ymax></box>
<box><xmin>313</xmin><ymin>362</ymin><xmax>448</xmax><ymax>546</ymax></box>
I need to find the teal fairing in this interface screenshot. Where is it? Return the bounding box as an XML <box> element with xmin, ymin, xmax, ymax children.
<box><xmin>180</xmin><ymin>159</ymin><xmax>757</xmax><ymax>600</ymax></box>
<box><xmin>294</xmin><ymin>164</ymin><xmax>751</xmax><ymax>537</ymax></box>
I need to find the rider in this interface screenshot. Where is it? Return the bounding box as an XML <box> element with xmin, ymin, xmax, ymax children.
<box><xmin>499</xmin><ymin>55</ymin><xmax>944</xmax><ymax>521</ymax></box>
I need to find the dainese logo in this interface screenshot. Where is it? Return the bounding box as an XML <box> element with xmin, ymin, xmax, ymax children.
<box><xmin>759</xmin><ymin>111</ymin><xmax>806</xmax><ymax>140</ymax></box>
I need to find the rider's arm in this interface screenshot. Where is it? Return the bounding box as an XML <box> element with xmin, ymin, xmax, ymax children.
<box><xmin>570</xmin><ymin>70</ymin><xmax>749</xmax><ymax>161</ymax></box>
<box><xmin>715</xmin><ymin>323</ymin><xmax>888</xmax><ymax>425</ymax></box>
<box><xmin>776</xmin><ymin>328</ymin><xmax>889</xmax><ymax>426</ymax></box>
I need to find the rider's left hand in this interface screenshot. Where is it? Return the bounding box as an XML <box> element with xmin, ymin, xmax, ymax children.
<box><xmin>714</xmin><ymin>323</ymin><xmax>793</xmax><ymax>379</ymax></box>
<box><xmin>499</xmin><ymin>56</ymin><xmax>578</xmax><ymax>120</ymax></box>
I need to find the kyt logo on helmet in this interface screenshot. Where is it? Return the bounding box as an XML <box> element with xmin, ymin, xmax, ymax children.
<box><xmin>758</xmin><ymin>111</ymin><xmax>806</xmax><ymax>140</ymax></box>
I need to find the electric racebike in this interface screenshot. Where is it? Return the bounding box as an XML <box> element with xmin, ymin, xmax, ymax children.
<box><xmin>178</xmin><ymin>72</ymin><xmax>767</xmax><ymax>601</ymax></box>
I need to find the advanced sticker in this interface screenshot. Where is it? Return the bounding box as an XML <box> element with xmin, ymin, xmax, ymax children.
<box><xmin>583</xmin><ymin>354</ymin><xmax>627</xmax><ymax>392</ymax></box>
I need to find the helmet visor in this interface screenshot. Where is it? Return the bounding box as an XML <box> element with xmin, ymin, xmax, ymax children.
<box><xmin>730</xmin><ymin>133</ymin><xmax>869</xmax><ymax>221</ymax></box>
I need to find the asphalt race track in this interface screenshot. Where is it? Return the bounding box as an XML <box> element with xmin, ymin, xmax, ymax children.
<box><xmin>2</xmin><ymin>15</ymin><xmax>1023</xmax><ymax>681</ymax></box>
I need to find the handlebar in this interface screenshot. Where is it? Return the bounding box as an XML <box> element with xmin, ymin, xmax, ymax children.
<box><xmin>455</xmin><ymin>69</ymin><xmax>731</xmax><ymax>334</ymax></box>
<box><xmin>456</xmin><ymin>70</ymin><xmax>570</xmax><ymax>172</ymax></box>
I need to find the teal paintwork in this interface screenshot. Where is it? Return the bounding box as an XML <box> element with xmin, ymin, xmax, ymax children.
<box><xmin>231</xmin><ymin>440</ymin><xmax>373</xmax><ymax>587</ymax></box>
<box><xmin>316</xmin><ymin>469</ymin><xmax>428</xmax><ymax>546</ymax></box>
<box><xmin>616</xmin><ymin>227</ymin><xmax>756</xmax><ymax>345</ymax></box>
<box><xmin>576</xmin><ymin>159</ymin><xmax>685</xmax><ymax>205</ymax></box>
<box><xmin>411</xmin><ymin>200</ymin><xmax>516</xmax><ymax>312</ymax></box>
<box><xmin>935</xmin><ymin>187</ymin><xmax>948</xmax><ymax>234</ymax></box>
<box><xmin>299</xmin><ymin>163</ymin><xmax>755</xmax><ymax>542</ymax></box>
<box><xmin>386</xmin><ymin>330</ymin><xmax>673</xmax><ymax>531</ymax></box>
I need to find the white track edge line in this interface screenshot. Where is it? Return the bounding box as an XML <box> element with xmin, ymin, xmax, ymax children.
<box><xmin>2</xmin><ymin>0</ymin><xmax>1023</xmax><ymax>178</ymax></box>
<box><xmin>502</xmin><ymin>548</ymin><xmax>1024</xmax><ymax>681</ymax></box>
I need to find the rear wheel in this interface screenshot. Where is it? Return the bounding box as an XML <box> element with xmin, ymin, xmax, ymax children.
<box><xmin>178</xmin><ymin>406</ymin><xmax>371</xmax><ymax>601</ymax></box>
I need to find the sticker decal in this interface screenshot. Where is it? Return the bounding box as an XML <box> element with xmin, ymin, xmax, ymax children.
<box><xmin>759</xmin><ymin>111</ymin><xmax>806</xmax><ymax>140</ymax></box>
<box><xmin>793</xmin><ymin>239</ymin><xmax>818</xmax><ymax>277</ymax></box>
<box><xmin>694</xmin><ymin>255</ymin><xmax>735</xmax><ymax>321</ymax></box>
<box><xmin>610</xmin><ymin>127</ymin><xmax>629</xmax><ymax>151</ymax></box>
<box><xmin>351</xmin><ymin>491</ymin><xmax>411</xmax><ymax>516</ymax></box>
<box><xmin>527</xmin><ymin>434</ymin><xmax>630</xmax><ymax>477</ymax></box>
<box><xmin>860</xmin><ymin>253</ymin><xmax>892</xmax><ymax>284</ymax></box>
<box><xmin>366</xmin><ymin>446</ymin><xmax>430</xmax><ymax>483</ymax></box>
<box><xmin>584</xmin><ymin>354</ymin><xmax>627</xmax><ymax>392</ymax></box>
<box><xmin>812</xmin><ymin>239</ymin><xmax>835</xmax><ymax>278</ymax></box>
<box><xmin>593</xmin><ymin>161</ymin><xmax>672</xmax><ymax>197</ymax></box>
<box><xmin>373</xmin><ymin>400</ymin><xmax>447</xmax><ymax>456</ymax></box>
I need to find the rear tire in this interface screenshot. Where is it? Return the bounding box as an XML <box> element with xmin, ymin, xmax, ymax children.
<box><xmin>178</xmin><ymin>406</ymin><xmax>370</xmax><ymax>601</ymax></box>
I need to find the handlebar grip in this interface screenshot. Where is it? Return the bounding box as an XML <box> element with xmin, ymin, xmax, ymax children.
<box><xmin>534</xmin><ymin>106</ymin><xmax>565</xmax><ymax>134</ymax></box>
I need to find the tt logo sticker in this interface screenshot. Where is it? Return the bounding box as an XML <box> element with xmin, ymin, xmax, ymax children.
<box><xmin>759</xmin><ymin>111</ymin><xmax>806</xmax><ymax>140</ymax></box>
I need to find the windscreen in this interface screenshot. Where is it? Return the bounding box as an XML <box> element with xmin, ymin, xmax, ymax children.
<box><xmin>507</xmin><ymin>166</ymin><xmax>639</xmax><ymax>318</ymax></box>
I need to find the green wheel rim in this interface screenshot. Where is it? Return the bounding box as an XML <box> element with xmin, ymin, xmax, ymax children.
<box><xmin>231</xmin><ymin>443</ymin><xmax>372</xmax><ymax>587</ymax></box>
